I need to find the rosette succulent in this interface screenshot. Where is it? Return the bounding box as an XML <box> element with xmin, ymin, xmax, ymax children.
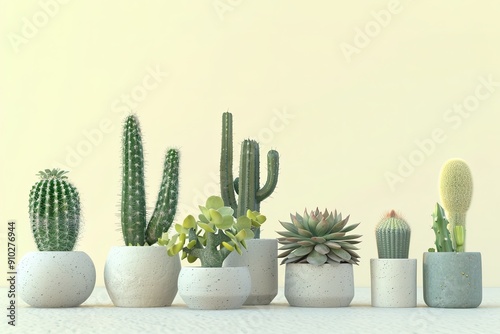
<box><xmin>161</xmin><ymin>195</ymin><xmax>266</xmax><ymax>267</ymax></box>
<box><xmin>277</xmin><ymin>208</ymin><xmax>361</xmax><ymax>265</ymax></box>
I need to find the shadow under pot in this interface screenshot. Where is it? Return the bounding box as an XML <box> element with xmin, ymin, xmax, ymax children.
<box><xmin>284</xmin><ymin>262</ymin><xmax>354</xmax><ymax>307</ymax></box>
<box><xmin>423</xmin><ymin>252</ymin><xmax>482</xmax><ymax>308</ymax></box>
<box><xmin>104</xmin><ymin>246</ymin><xmax>181</xmax><ymax>307</ymax></box>
<box><xmin>18</xmin><ymin>251</ymin><xmax>96</xmax><ymax>308</ymax></box>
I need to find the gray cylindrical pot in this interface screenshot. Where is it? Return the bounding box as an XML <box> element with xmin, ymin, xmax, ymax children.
<box><xmin>223</xmin><ymin>238</ymin><xmax>278</xmax><ymax>305</ymax></box>
<box><xmin>370</xmin><ymin>258</ymin><xmax>417</xmax><ymax>308</ymax></box>
<box><xmin>18</xmin><ymin>251</ymin><xmax>96</xmax><ymax>307</ymax></box>
<box><xmin>423</xmin><ymin>252</ymin><xmax>482</xmax><ymax>308</ymax></box>
<box><xmin>284</xmin><ymin>263</ymin><xmax>354</xmax><ymax>307</ymax></box>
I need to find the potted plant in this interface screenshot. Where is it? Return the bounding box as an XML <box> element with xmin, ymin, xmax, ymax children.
<box><xmin>220</xmin><ymin>112</ymin><xmax>280</xmax><ymax>305</ymax></box>
<box><xmin>277</xmin><ymin>208</ymin><xmax>361</xmax><ymax>307</ymax></box>
<box><xmin>18</xmin><ymin>169</ymin><xmax>96</xmax><ymax>307</ymax></box>
<box><xmin>103</xmin><ymin>114</ymin><xmax>181</xmax><ymax>307</ymax></box>
<box><xmin>423</xmin><ymin>159</ymin><xmax>482</xmax><ymax>308</ymax></box>
<box><xmin>163</xmin><ymin>195</ymin><xmax>265</xmax><ymax>310</ymax></box>
<box><xmin>370</xmin><ymin>210</ymin><xmax>416</xmax><ymax>308</ymax></box>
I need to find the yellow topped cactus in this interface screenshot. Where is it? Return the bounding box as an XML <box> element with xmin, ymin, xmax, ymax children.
<box><xmin>439</xmin><ymin>159</ymin><xmax>473</xmax><ymax>252</ymax></box>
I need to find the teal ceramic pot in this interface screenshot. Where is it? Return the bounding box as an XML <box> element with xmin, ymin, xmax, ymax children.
<box><xmin>423</xmin><ymin>252</ymin><xmax>482</xmax><ymax>308</ymax></box>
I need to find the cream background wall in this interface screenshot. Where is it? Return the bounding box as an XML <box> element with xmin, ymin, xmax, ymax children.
<box><xmin>1</xmin><ymin>0</ymin><xmax>499</xmax><ymax>288</ymax></box>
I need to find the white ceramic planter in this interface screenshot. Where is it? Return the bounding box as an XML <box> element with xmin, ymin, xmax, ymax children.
<box><xmin>178</xmin><ymin>266</ymin><xmax>251</xmax><ymax>310</ymax></box>
<box><xmin>104</xmin><ymin>246</ymin><xmax>181</xmax><ymax>307</ymax></box>
<box><xmin>18</xmin><ymin>251</ymin><xmax>96</xmax><ymax>308</ymax></box>
<box><xmin>284</xmin><ymin>263</ymin><xmax>354</xmax><ymax>307</ymax></box>
<box><xmin>223</xmin><ymin>238</ymin><xmax>278</xmax><ymax>305</ymax></box>
<box><xmin>423</xmin><ymin>252</ymin><xmax>482</xmax><ymax>308</ymax></box>
<box><xmin>370</xmin><ymin>258</ymin><xmax>417</xmax><ymax>308</ymax></box>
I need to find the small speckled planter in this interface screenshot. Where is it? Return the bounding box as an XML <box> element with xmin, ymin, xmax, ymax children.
<box><xmin>423</xmin><ymin>252</ymin><xmax>482</xmax><ymax>308</ymax></box>
<box><xmin>223</xmin><ymin>238</ymin><xmax>278</xmax><ymax>305</ymax></box>
<box><xmin>370</xmin><ymin>258</ymin><xmax>417</xmax><ymax>308</ymax></box>
<box><xmin>178</xmin><ymin>266</ymin><xmax>251</xmax><ymax>310</ymax></box>
<box><xmin>18</xmin><ymin>251</ymin><xmax>96</xmax><ymax>308</ymax></box>
<box><xmin>284</xmin><ymin>263</ymin><xmax>354</xmax><ymax>307</ymax></box>
<box><xmin>104</xmin><ymin>246</ymin><xmax>181</xmax><ymax>307</ymax></box>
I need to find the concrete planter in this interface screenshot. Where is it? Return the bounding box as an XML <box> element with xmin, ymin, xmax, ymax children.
<box><xmin>178</xmin><ymin>266</ymin><xmax>251</xmax><ymax>310</ymax></box>
<box><xmin>18</xmin><ymin>251</ymin><xmax>96</xmax><ymax>307</ymax></box>
<box><xmin>223</xmin><ymin>238</ymin><xmax>278</xmax><ymax>305</ymax></box>
<box><xmin>370</xmin><ymin>258</ymin><xmax>417</xmax><ymax>307</ymax></box>
<box><xmin>423</xmin><ymin>252</ymin><xmax>482</xmax><ymax>308</ymax></box>
<box><xmin>284</xmin><ymin>263</ymin><xmax>354</xmax><ymax>307</ymax></box>
<box><xmin>104</xmin><ymin>246</ymin><xmax>181</xmax><ymax>307</ymax></box>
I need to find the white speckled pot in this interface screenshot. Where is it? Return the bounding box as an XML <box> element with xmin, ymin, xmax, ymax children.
<box><xmin>178</xmin><ymin>266</ymin><xmax>251</xmax><ymax>310</ymax></box>
<box><xmin>423</xmin><ymin>252</ymin><xmax>482</xmax><ymax>308</ymax></box>
<box><xmin>104</xmin><ymin>246</ymin><xmax>181</xmax><ymax>307</ymax></box>
<box><xmin>18</xmin><ymin>251</ymin><xmax>96</xmax><ymax>308</ymax></box>
<box><xmin>284</xmin><ymin>263</ymin><xmax>354</xmax><ymax>307</ymax></box>
<box><xmin>370</xmin><ymin>258</ymin><xmax>417</xmax><ymax>308</ymax></box>
<box><xmin>223</xmin><ymin>239</ymin><xmax>278</xmax><ymax>305</ymax></box>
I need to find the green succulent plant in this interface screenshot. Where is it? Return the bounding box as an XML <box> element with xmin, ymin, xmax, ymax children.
<box><xmin>161</xmin><ymin>195</ymin><xmax>266</xmax><ymax>267</ymax></box>
<box><xmin>375</xmin><ymin>210</ymin><xmax>411</xmax><ymax>259</ymax></box>
<box><xmin>29</xmin><ymin>169</ymin><xmax>80</xmax><ymax>251</ymax></box>
<box><xmin>277</xmin><ymin>208</ymin><xmax>361</xmax><ymax>266</ymax></box>
<box><xmin>428</xmin><ymin>202</ymin><xmax>455</xmax><ymax>252</ymax></box>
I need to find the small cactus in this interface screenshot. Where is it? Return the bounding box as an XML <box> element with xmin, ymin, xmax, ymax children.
<box><xmin>29</xmin><ymin>169</ymin><xmax>80</xmax><ymax>251</ymax></box>
<box><xmin>439</xmin><ymin>158</ymin><xmax>473</xmax><ymax>252</ymax></box>
<box><xmin>121</xmin><ymin>115</ymin><xmax>179</xmax><ymax>246</ymax></box>
<box><xmin>375</xmin><ymin>210</ymin><xmax>411</xmax><ymax>259</ymax></box>
<box><xmin>220</xmin><ymin>112</ymin><xmax>279</xmax><ymax>238</ymax></box>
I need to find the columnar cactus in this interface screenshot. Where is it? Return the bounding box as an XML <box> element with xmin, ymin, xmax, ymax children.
<box><xmin>375</xmin><ymin>210</ymin><xmax>411</xmax><ymax>259</ymax></box>
<box><xmin>439</xmin><ymin>158</ymin><xmax>473</xmax><ymax>252</ymax></box>
<box><xmin>29</xmin><ymin>169</ymin><xmax>80</xmax><ymax>251</ymax></box>
<box><xmin>121</xmin><ymin>115</ymin><xmax>179</xmax><ymax>246</ymax></box>
<box><xmin>430</xmin><ymin>203</ymin><xmax>454</xmax><ymax>252</ymax></box>
<box><xmin>220</xmin><ymin>112</ymin><xmax>279</xmax><ymax>238</ymax></box>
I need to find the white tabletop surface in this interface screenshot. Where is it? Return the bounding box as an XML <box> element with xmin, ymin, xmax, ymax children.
<box><xmin>2</xmin><ymin>287</ymin><xmax>500</xmax><ymax>334</ymax></box>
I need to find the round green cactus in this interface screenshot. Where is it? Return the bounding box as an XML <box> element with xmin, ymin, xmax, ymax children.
<box><xmin>29</xmin><ymin>169</ymin><xmax>80</xmax><ymax>251</ymax></box>
<box><xmin>439</xmin><ymin>158</ymin><xmax>473</xmax><ymax>252</ymax></box>
<box><xmin>375</xmin><ymin>210</ymin><xmax>411</xmax><ymax>259</ymax></box>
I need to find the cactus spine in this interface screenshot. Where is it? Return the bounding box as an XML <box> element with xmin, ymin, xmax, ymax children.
<box><xmin>439</xmin><ymin>158</ymin><xmax>473</xmax><ymax>252</ymax></box>
<box><xmin>220</xmin><ymin>112</ymin><xmax>279</xmax><ymax>238</ymax></box>
<box><xmin>121</xmin><ymin>115</ymin><xmax>179</xmax><ymax>246</ymax></box>
<box><xmin>29</xmin><ymin>169</ymin><xmax>80</xmax><ymax>251</ymax></box>
<box><xmin>375</xmin><ymin>210</ymin><xmax>411</xmax><ymax>258</ymax></box>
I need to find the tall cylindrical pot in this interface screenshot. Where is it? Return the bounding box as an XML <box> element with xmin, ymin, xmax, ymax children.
<box><xmin>370</xmin><ymin>258</ymin><xmax>417</xmax><ymax>307</ymax></box>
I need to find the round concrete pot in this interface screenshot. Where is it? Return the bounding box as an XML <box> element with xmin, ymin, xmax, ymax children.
<box><xmin>223</xmin><ymin>238</ymin><xmax>278</xmax><ymax>305</ymax></box>
<box><xmin>178</xmin><ymin>266</ymin><xmax>251</xmax><ymax>310</ymax></box>
<box><xmin>370</xmin><ymin>258</ymin><xmax>417</xmax><ymax>308</ymax></box>
<box><xmin>423</xmin><ymin>252</ymin><xmax>482</xmax><ymax>308</ymax></box>
<box><xmin>104</xmin><ymin>246</ymin><xmax>181</xmax><ymax>307</ymax></box>
<box><xmin>18</xmin><ymin>251</ymin><xmax>96</xmax><ymax>308</ymax></box>
<box><xmin>284</xmin><ymin>263</ymin><xmax>354</xmax><ymax>307</ymax></box>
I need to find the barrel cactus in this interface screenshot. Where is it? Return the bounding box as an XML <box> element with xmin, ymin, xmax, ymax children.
<box><xmin>121</xmin><ymin>114</ymin><xmax>179</xmax><ymax>246</ymax></box>
<box><xmin>375</xmin><ymin>210</ymin><xmax>411</xmax><ymax>259</ymax></box>
<box><xmin>439</xmin><ymin>158</ymin><xmax>473</xmax><ymax>252</ymax></box>
<box><xmin>29</xmin><ymin>169</ymin><xmax>80</xmax><ymax>251</ymax></box>
<box><xmin>277</xmin><ymin>208</ymin><xmax>361</xmax><ymax>265</ymax></box>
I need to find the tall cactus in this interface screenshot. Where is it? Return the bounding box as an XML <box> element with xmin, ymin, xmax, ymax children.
<box><xmin>439</xmin><ymin>158</ymin><xmax>473</xmax><ymax>252</ymax></box>
<box><xmin>29</xmin><ymin>169</ymin><xmax>80</xmax><ymax>251</ymax></box>
<box><xmin>121</xmin><ymin>115</ymin><xmax>179</xmax><ymax>246</ymax></box>
<box><xmin>375</xmin><ymin>210</ymin><xmax>411</xmax><ymax>258</ymax></box>
<box><xmin>220</xmin><ymin>112</ymin><xmax>279</xmax><ymax>238</ymax></box>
